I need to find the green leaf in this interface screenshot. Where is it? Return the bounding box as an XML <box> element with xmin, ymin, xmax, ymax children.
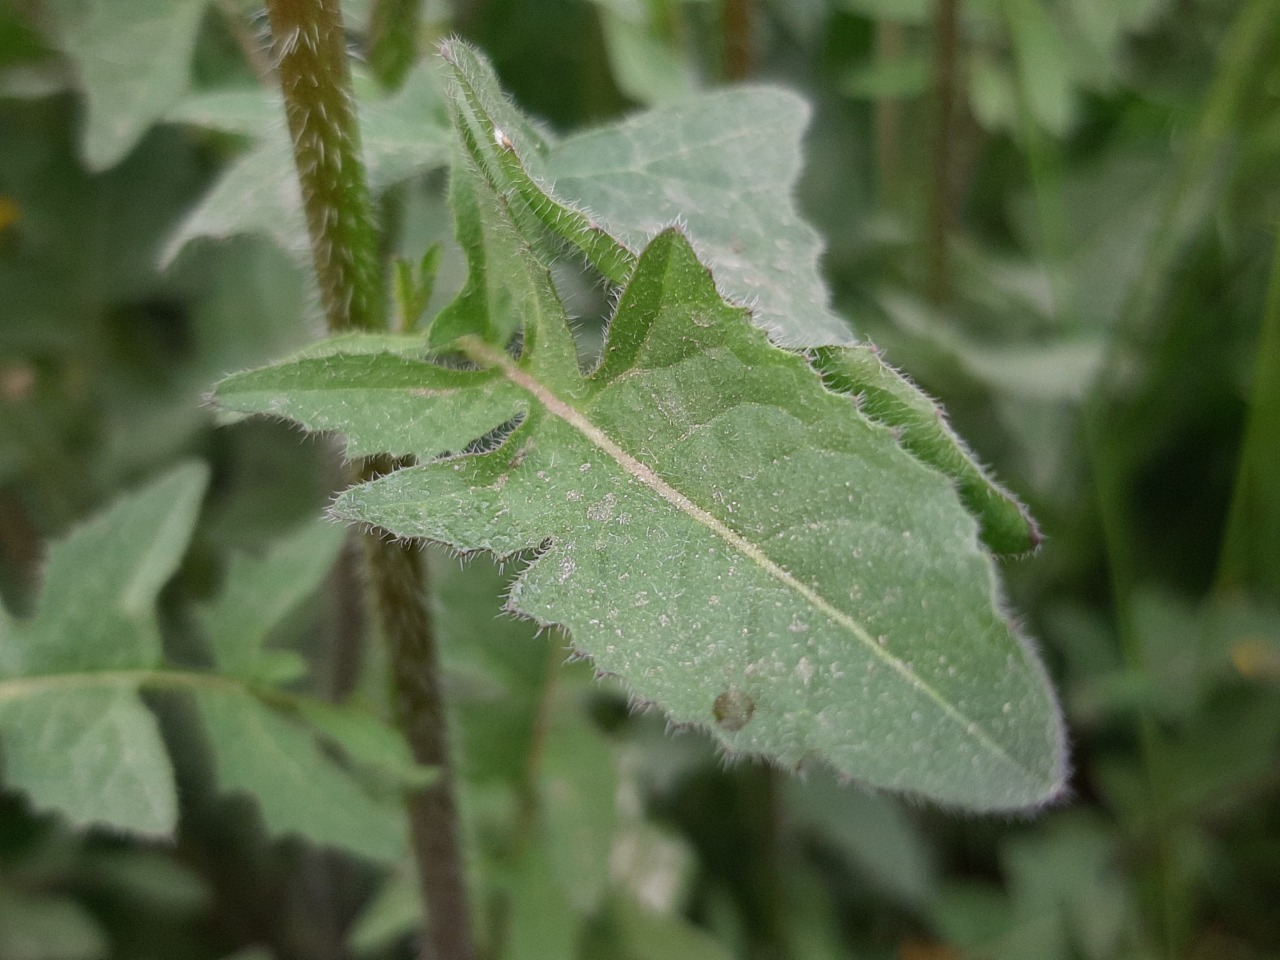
<box><xmin>289</xmin><ymin>697</ymin><xmax>437</xmax><ymax>789</ymax></box>
<box><xmin>502</xmin><ymin>839</ymin><xmax>582</xmax><ymax>960</ymax></box>
<box><xmin>602</xmin><ymin>895</ymin><xmax>734</xmax><ymax>960</ymax></box>
<box><xmin>440</xmin><ymin>41</ymin><xmax>854</xmax><ymax>347</ymax></box>
<box><xmin>842</xmin><ymin>55</ymin><xmax>933</xmax><ymax>100</ymax></box>
<box><xmin>0</xmin><ymin>463</ymin><xmax>208</xmax><ymax>834</ymax></box>
<box><xmin>0</xmin><ymin>889</ymin><xmax>108</xmax><ymax>960</ymax></box>
<box><xmin>1002</xmin><ymin>0</ymin><xmax>1078</xmax><ymax>135</ymax></box>
<box><xmin>541</xmin><ymin>703</ymin><xmax>617</xmax><ymax>913</ymax></box>
<box><xmin>589</xmin><ymin>0</ymin><xmax>700</xmax><ymax>106</ymax></box>
<box><xmin>218</xmin><ymin>230</ymin><xmax>1065</xmax><ymax>810</ymax></box>
<box><xmin>808</xmin><ymin>344</ymin><xmax>1042</xmax><ymax>555</ymax></box>
<box><xmin>783</xmin><ymin>769</ymin><xmax>936</xmax><ymax>906</ymax></box>
<box><xmin>45</xmin><ymin>0</ymin><xmax>208</xmax><ymax>170</ymax></box>
<box><xmin>164</xmin><ymin>65</ymin><xmax>451</xmax><ymax>263</ymax></box>
<box><xmin>198</xmin><ymin>520</ymin><xmax>346</xmax><ymax>679</ymax></box>
<box><xmin>348</xmin><ymin>869</ymin><xmax>421</xmax><ymax>955</ymax></box>
<box><xmin>441</xmin><ymin>42</ymin><xmax>637</xmax><ymax>293</ymax></box>
<box><xmin>213</xmin><ymin>332</ymin><xmax>526</xmax><ymax>461</ymax></box>
<box><xmin>197</xmin><ymin>689</ymin><xmax>407</xmax><ymax>861</ymax></box>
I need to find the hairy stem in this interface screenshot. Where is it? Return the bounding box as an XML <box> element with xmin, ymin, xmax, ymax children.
<box><xmin>364</xmin><ymin>456</ymin><xmax>475</xmax><ymax>960</ymax></box>
<box><xmin>266</xmin><ymin>0</ymin><xmax>384</xmax><ymax>333</ymax></box>
<box><xmin>265</xmin><ymin>3</ymin><xmax>475</xmax><ymax>958</ymax></box>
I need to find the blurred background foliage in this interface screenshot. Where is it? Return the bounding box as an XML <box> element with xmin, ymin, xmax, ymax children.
<box><xmin>1</xmin><ymin>0</ymin><xmax>1279</xmax><ymax>959</ymax></box>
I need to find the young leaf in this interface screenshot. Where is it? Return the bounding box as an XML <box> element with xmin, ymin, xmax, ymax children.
<box><xmin>440</xmin><ymin>41</ymin><xmax>854</xmax><ymax>346</ymax></box>
<box><xmin>218</xmin><ymin>230</ymin><xmax>1066</xmax><ymax>810</ymax></box>
<box><xmin>0</xmin><ymin>463</ymin><xmax>208</xmax><ymax>835</ymax></box>
<box><xmin>807</xmin><ymin>344</ymin><xmax>1042</xmax><ymax>556</ymax></box>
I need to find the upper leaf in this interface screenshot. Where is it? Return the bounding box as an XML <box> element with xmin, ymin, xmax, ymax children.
<box><xmin>440</xmin><ymin>41</ymin><xmax>854</xmax><ymax>347</ymax></box>
<box><xmin>218</xmin><ymin>230</ymin><xmax>1065</xmax><ymax>810</ymax></box>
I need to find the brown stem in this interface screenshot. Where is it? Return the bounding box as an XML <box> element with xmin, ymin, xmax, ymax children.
<box><xmin>928</xmin><ymin>0</ymin><xmax>960</xmax><ymax>304</ymax></box>
<box><xmin>364</xmin><ymin>455</ymin><xmax>475</xmax><ymax>960</ymax></box>
<box><xmin>264</xmin><ymin>3</ymin><xmax>475</xmax><ymax>958</ymax></box>
<box><xmin>874</xmin><ymin>20</ymin><xmax>905</xmax><ymax>204</ymax></box>
<box><xmin>723</xmin><ymin>0</ymin><xmax>752</xmax><ymax>82</ymax></box>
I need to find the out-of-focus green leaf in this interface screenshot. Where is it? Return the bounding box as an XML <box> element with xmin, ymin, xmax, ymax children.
<box><xmin>839</xmin><ymin>0</ymin><xmax>932</xmax><ymax>23</ymax></box>
<box><xmin>603</xmin><ymin>894</ymin><xmax>734</xmax><ymax>960</ymax></box>
<box><xmin>0</xmin><ymin>464</ymin><xmax>207</xmax><ymax>835</ymax></box>
<box><xmin>196</xmin><ymin>689</ymin><xmax>407</xmax><ymax>861</ymax></box>
<box><xmin>198</xmin><ymin>520</ymin><xmax>346</xmax><ymax>679</ymax></box>
<box><xmin>45</xmin><ymin>0</ymin><xmax>209</xmax><ymax>170</ymax></box>
<box><xmin>502</xmin><ymin>839</ymin><xmax>582</xmax><ymax>960</ymax></box>
<box><xmin>1002</xmin><ymin>0</ymin><xmax>1077</xmax><ymax>135</ymax></box>
<box><xmin>541</xmin><ymin>702</ymin><xmax>617</xmax><ymax>913</ymax></box>
<box><xmin>0</xmin><ymin>889</ymin><xmax>108</xmax><ymax>960</ymax></box>
<box><xmin>347</xmin><ymin>869</ymin><xmax>421</xmax><ymax>955</ymax></box>
<box><xmin>588</xmin><ymin>0</ymin><xmax>699</xmax><ymax>106</ymax></box>
<box><xmin>842</xmin><ymin>55</ymin><xmax>932</xmax><ymax>100</ymax></box>
<box><xmin>783</xmin><ymin>769</ymin><xmax>935</xmax><ymax>906</ymax></box>
<box><xmin>164</xmin><ymin>64</ymin><xmax>451</xmax><ymax>263</ymax></box>
<box><xmin>290</xmin><ymin>697</ymin><xmax>437</xmax><ymax>789</ymax></box>
<box><xmin>932</xmin><ymin>814</ymin><xmax>1136</xmax><ymax>960</ymax></box>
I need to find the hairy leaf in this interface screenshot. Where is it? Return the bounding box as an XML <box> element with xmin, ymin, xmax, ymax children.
<box><xmin>218</xmin><ymin>229</ymin><xmax>1065</xmax><ymax>810</ymax></box>
<box><xmin>808</xmin><ymin>344</ymin><xmax>1041</xmax><ymax>555</ymax></box>
<box><xmin>440</xmin><ymin>41</ymin><xmax>854</xmax><ymax>346</ymax></box>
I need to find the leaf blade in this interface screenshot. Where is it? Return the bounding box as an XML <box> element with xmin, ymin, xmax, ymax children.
<box><xmin>334</xmin><ymin>231</ymin><xmax>1065</xmax><ymax>809</ymax></box>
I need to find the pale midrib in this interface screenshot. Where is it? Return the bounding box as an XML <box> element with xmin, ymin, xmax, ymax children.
<box><xmin>460</xmin><ymin>337</ymin><xmax>1034</xmax><ymax>781</ymax></box>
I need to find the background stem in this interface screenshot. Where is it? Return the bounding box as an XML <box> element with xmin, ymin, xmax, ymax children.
<box><xmin>264</xmin><ymin>3</ymin><xmax>475</xmax><ymax>958</ymax></box>
<box><xmin>928</xmin><ymin>0</ymin><xmax>960</xmax><ymax>304</ymax></box>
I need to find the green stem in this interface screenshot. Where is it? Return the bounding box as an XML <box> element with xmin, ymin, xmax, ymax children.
<box><xmin>1100</xmin><ymin>0</ymin><xmax>1280</xmax><ymax>389</ymax></box>
<box><xmin>1216</xmin><ymin>228</ymin><xmax>1280</xmax><ymax>595</ymax></box>
<box><xmin>1000</xmin><ymin>7</ymin><xmax>1181</xmax><ymax>953</ymax></box>
<box><xmin>264</xmin><ymin>4</ymin><xmax>475</xmax><ymax>958</ymax></box>
<box><xmin>362</xmin><ymin>457</ymin><xmax>475</xmax><ymax>960</ymax></box>
<box><xmin>266</xmin><ymin>0</ymin><xmax>385</xmax><ymax>333</ymax></box>
<box><xmin>928</xmin><ymin>0</ymin><xmax>960</xmax><ymax>304</ymax></box>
